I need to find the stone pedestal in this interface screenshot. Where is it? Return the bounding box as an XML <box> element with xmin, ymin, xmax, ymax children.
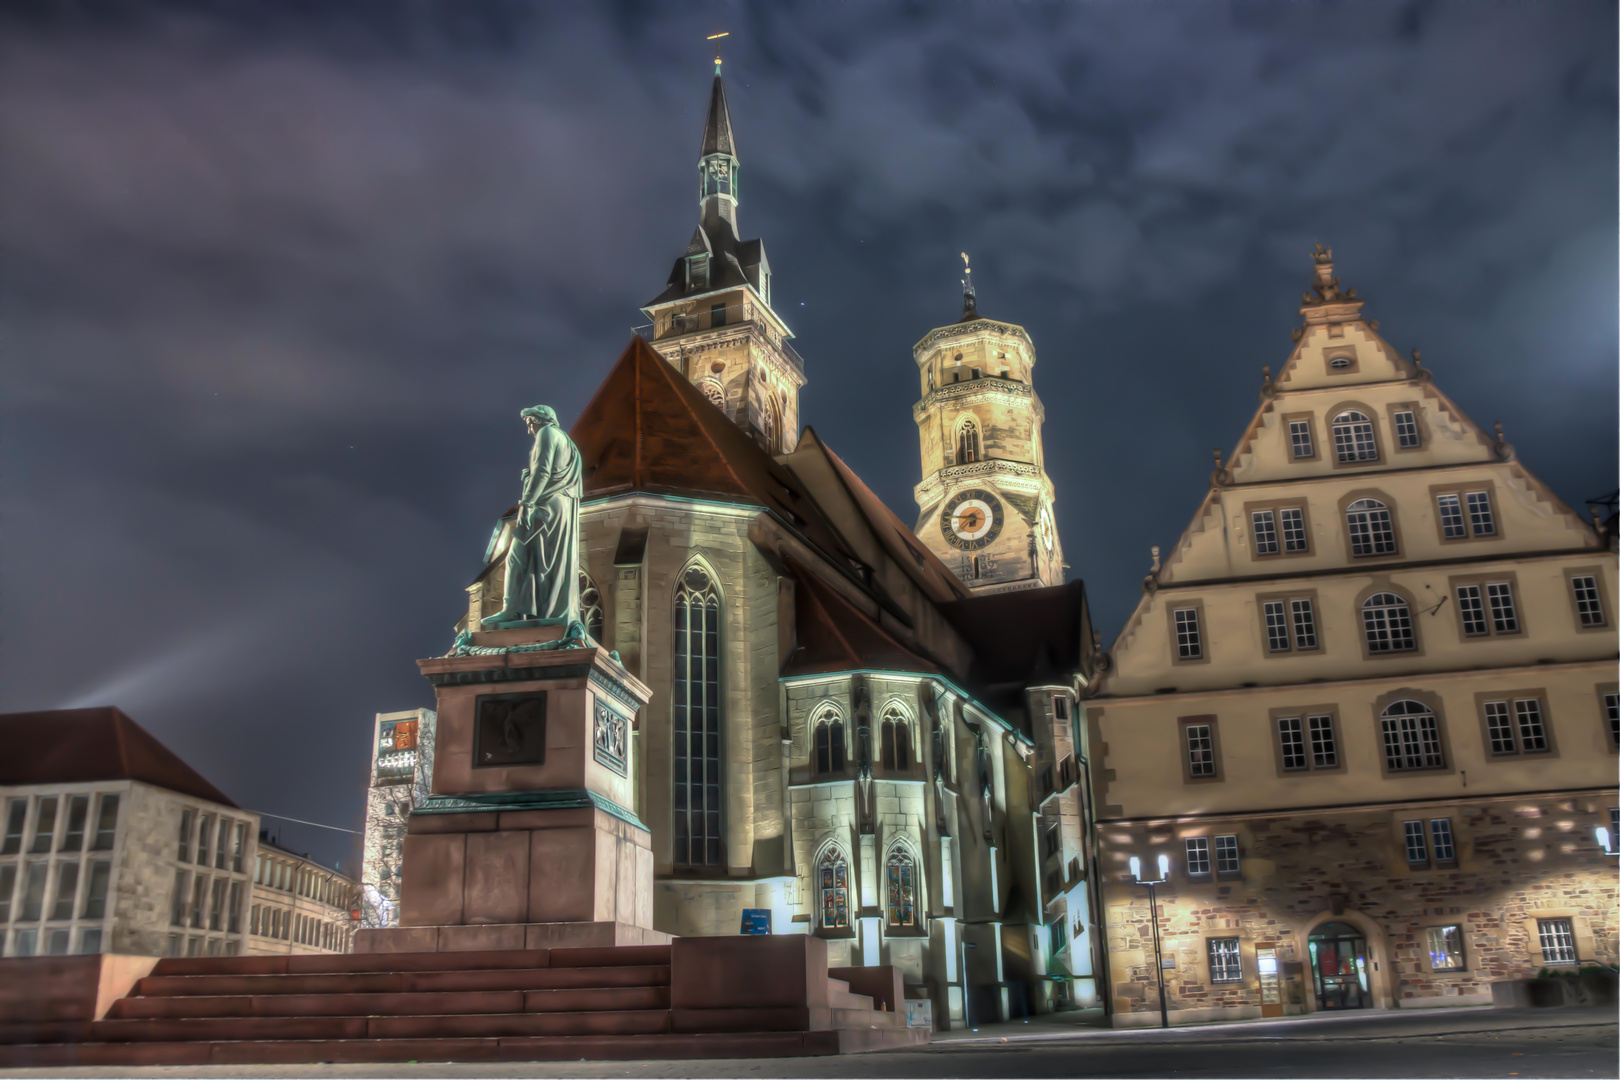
<box><xmin>356</xmin><ymin>626</ymin><xmax>665</xmax><ymax>953</ymax></box>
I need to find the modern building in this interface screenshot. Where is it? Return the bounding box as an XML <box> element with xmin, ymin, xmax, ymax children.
<box><xmin>360</xmin><ymin>708</ymin><xmax>436</xmax><ymax>930</ymax></box>
<box><xmin>426</xmin><ymin>63</ymin><xmax>1103</xmax><ymax>1029</ymax></box>
<box><xmin>247</xmin><ymin>835</ymin><xmax>359</xmax><ymax>955</ymax></box>
<box><xmin>1087</xmin><ymin>248</ymin><xmax>1619</xmax><ymax>1024</ymax></box>
<box><xmin>0</xmin><ymin>707</ymin><xmax>258</xmax><ymax>958</ymax></box>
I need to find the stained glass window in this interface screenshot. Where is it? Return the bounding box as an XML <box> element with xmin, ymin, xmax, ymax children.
<box><xmin>819</xmin><ymin>854</ymin><xmax>849</xmax><ymax>930</ymax></box>
<box><xmin>673</xmin><ymin>566</ymin><xmax>723</xmax><ymax>869</ymax></box>
<box><xmin>886</xmin><ymin>850</ymin><xmax>917</xmax><ymax>928</ymax></box>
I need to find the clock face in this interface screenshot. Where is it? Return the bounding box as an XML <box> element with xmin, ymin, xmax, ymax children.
<box><xmin>941</xmin><ymin>488</ymin><xmax>1005</xmax><ymax>551</ymax></box>
<box><xmin>1039</xmin><ymin>504</ymin><xmax>1056</xmax><ymax>553</ymax></box>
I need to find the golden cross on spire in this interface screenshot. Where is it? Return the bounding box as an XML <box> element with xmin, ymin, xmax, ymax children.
<box><xmin>707</xmin><ymin>31</ymin><xmax>729</xmax><ymax>73</ymax></box>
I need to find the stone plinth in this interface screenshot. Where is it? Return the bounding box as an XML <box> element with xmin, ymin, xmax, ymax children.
<box><xmin>367</xmin><ymin>634</ymin><xmax>656</xmax><ymax>952</ymax></box>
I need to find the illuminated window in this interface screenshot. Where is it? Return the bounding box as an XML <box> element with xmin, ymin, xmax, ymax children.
<box><xmin>818</xmin><ymin>851</ymin><xmax>849</xmax><ymax>930</ymax></box>
<box><xmin>1185</xmin><ymin>837</ymin><xmax>1210</xmax><ymax>875</ymax></box>
<box><xmin>956</xmin><ymin>417</ymin><xmax>982</xmax><ymax>464</ymax></box>
<box><xmin>1427</xmin><ymin>925</ymin><xmax>1464</xmax><ymax>971</ymax></box>
<box><xmin>886</xmin><ymin>849</ymin><xmax>917</xmax><ymax>928</ymax></box>
<box><xmin>672</xmin><ymin>566</ymin><xmax>723</xmax><ymax>869</ymax></box>
<box><xmin>1537</xmin><ymin>918</ymin><xmax>1577</xmax><ymax>965</ymax></box>
<box><xmin>1208</xmin><ymin>937</ymin><xmax>1242</xmax><ymax>982</ymax></box>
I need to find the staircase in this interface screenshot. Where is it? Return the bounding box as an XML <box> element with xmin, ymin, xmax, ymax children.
<box><xmin>0</xmin><ymin>945</ymin><xmax>927</xmax><ymax>1066</ymax></box>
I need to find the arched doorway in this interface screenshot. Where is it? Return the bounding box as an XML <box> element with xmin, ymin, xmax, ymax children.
<box><xmin>1308</xmin><ymin>922</ymin><xmax>1371</xmax><ymax>1010</ymax></box>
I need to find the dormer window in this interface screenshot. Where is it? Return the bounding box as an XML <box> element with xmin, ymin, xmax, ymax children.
<box><xmin>688</xmin><ymin>254</ymin><xmax>710</xmax><ymax>290</ymax></box>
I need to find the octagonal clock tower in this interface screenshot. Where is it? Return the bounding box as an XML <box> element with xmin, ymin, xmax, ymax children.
<box><xmin>912</xmin><ymin>274</ymin><xmax>1064</xmax><ymax>593</ymax></box>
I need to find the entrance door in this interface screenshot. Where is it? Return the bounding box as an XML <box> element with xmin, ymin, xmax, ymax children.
<box><xmin>1308</xmin><ymin>922</ymin><xmax>1370</xmax><ymax>1010</ymax></box>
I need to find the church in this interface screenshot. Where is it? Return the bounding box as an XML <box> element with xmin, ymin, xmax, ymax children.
<box><xmin>442</xmin><ymin>63</ymin><xmax>1101</xmax><ymax>1028</ymax></box>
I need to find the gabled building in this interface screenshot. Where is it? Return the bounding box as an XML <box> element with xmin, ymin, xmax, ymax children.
<box><xmin>1088</xmin><ymin>248</ymin><xmax>1619</xmax><ymax>1024</ymax></box>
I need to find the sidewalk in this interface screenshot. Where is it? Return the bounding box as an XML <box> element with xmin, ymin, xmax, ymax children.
<box><xmin>929</xmin><ymin>1003</ymin><xmax>1618</xmax><ymax>1046</ymax></box>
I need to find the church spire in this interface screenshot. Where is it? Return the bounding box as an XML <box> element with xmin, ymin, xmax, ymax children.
<box><xmin>698</xmin><ymin>37</ymin><xmax>739</xmax><ymax>232</ymax></box>
<box><xmin>960</xmin><ymin>252</ymin><xmax>978</xmax><ymax>321</ymax></box>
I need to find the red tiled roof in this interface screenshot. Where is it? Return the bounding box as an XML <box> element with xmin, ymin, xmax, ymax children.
<box><xmin>782</xmin><ymin>561</ymin><xmax>942</xmax><ymax>679</ymax></box>
<box><xmin>571</xmin><ymin>336</ymin><xmax>859</xmax><ymax>565</ymax></box>
<box><xmin>0</xmin><ymin>707</ymin><xmax>238</xmax><ymax>808</ymax></box>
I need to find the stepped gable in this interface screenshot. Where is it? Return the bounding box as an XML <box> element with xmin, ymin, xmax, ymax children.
<box><xmin>571</xmin><ymin>337</ymin><xmax>856</xmax><ymax>565</ymax></box>
<box><xmin>787</xmin><ymin>428</ymin><xmax>969</xmax><ymax>606</ymax></box>
<box><xmin>0</xmin><ymin>707</ymin><xmax>236</xmax><ymax>808</ymax></box>
<box><xmin>938</xmin><ymin>581</ymin><xmax>1094</xmax><ymax>723</ymax></box>
<box><xmin>782</xmin><ymin>560</ymin><xmax>943</xmax><ymax>679</ymax></box>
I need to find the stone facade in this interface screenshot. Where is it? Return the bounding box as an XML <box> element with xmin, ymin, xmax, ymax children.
<box><xmin>361</xmin><ymin>708</ymin><xmax>436</xmax><ymax>930</ymax></box>
<box><xmin>247</xmin><ymin>838</ymin><xmax>359</xmax><ymax>956</ymax></box>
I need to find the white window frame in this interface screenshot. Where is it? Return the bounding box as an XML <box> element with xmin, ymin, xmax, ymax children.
<box><xmin>1185</xmin><ymin>837</ymin><xmax>1211</xmax><ymax>876</ymax></box>
<box><xmin>1362</xmin><ymin>593</ymin><xmax>1416</xmax><ymax>653</ymax></box>
<box><xmin>1332</xmin><ymin>411</ymin><xmax>1378</xmax><ymax>463</ymax></box>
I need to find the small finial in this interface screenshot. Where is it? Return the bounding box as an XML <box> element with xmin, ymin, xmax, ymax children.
<box><xmin>1411</xmin><ymin>348</ymin><xmax>1422</xmax><ymax>368</ymax></box>
<box><xmin>1150</xmin><ymin>544</ymin><xmax>1161</xmax><ymax>573</ymax></box>
<box><xmin>1261</xmin><ymin>365</ymin><xmax>1272</xmax><ymax>387</ymax></box>
<box><xmin>1311</xmin><ymin>242</ymin><xmax>1333</xmax><ymax>265</ymax></box>
<box><xmin>1212</xmin><ymin>447</ymin><xmax>1224</xmax><ymax>470</ymax></box>
<box><xmin>707</xmin><ymin>31</ymin><xmax>729</xmax><ymax>74</ymax></box>
<box><xmin>1592</xmin><ymin>507</ymin><xmax>1604</xmax><ymax>529</ymax></box>
<box><xmin>1493</xmin><ymin>421</ymin><xmax>1505</xmax><ymax>444</ymax></box>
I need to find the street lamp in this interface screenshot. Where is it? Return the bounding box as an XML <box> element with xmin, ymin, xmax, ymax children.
<box><xmin>1129</xmin><ymin>854</ymin><xmax>1171</xmax><ymax>1029</ymax></box>
<box><xmin>1596</xmin><ymin>826</ymin><xmax>1620</xmax><ymax>859</ymax></box>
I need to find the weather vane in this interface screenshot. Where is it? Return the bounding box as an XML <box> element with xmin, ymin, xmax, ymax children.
<box><xmin>707</xmin><ymin>31</ymin><xmax>729</xmax><ymax>73</ymax></box>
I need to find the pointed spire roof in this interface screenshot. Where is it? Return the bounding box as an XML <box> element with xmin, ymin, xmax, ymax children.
<box><xmin>701</xmin><ymin>73</ymin><xmax>737</xmax><ymax>159</ymax></box>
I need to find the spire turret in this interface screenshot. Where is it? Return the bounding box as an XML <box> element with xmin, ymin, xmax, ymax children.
<box><xmin>697</xmin><ymin>56</ymin><xmax>740</xmax><ymax>232</ymax></box>
<box><xmin>960</xmin><ymin>252</ymin><xmax>978</xmax><ymax>321</ymax></box>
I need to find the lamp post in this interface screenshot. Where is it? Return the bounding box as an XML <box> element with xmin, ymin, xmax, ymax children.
<box><xmin>1129</xmin><ymin>854</ymin><xmax>1171</xmax><ymax>1029</ymax></box>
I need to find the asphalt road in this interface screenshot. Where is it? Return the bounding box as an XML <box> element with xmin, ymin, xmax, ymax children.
<box><xmin>2</xmin><ymin>1006</ymin><xmax>1613</xmax><ymax>1079</ymax></box>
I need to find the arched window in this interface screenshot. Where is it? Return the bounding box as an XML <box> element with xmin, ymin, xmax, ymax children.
<box><xmin>698</xmin><ymin>377</ymin><xmax>725</xmax><ymax>411</ymax></box>
<box><xmin>760</xmin><ymin>398</ymin><xmax>776</xmax><ymax>452</ymax></box>
<box><xmin>818</xmin><ymin>849</ymin><xmax>850</xmax><ymax>930</ymax></box>
<box><xmin>673</xmin><ymin>564</ymin><xmax>723</xmax><ymax>868</ymax></box>
<box><xmin>880</xmin><ymin>706</ymin><xmax>911</xmax><ymax>771</ymax></box>
<box><xmin>813</xmin><ymin>710</ymin><xmax>846</xmax><ymax>774</ymax></box>
<box><xmin>1380</xmin><ymin>700</ymin><xmax>1444</xmax><ymax>770</ymax></box>
<box><xmin>1362</xmin><ymin>592</ymin><xmax>1416</xmax><ymax>653</ymax></box>
<box><xmin>957</xmin><ymin>417</ymin><xmax>981</xmax><ymax>464</ymax></box>
<box><xmin>578</xmin><ymin>570</ymin><xmax>603</xmax><ymax>643</ymax></box>
<box><xmin>1345</xmin><ymin>498</ymin><xmax>1398</xmax><ymax>557</ymax></box>
<box><xmin>886</xmin><ymin>848</ymin><xmax>918</xmax><ymax>928</ymax></box>
<box><xmin>1332</xmin><ymin>410</ymin><xmax>1379</xmax><ymax>463</ymax></box>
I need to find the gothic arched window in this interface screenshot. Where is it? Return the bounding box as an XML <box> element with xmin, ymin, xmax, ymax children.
<box><xmin>886</xmin><ymin>848</ymin><xmax>917</xmax><ymax>928</ymax></box>
<box><xmin>956</xmin><ymin>417</ymin><xmax>981</xmax><ymax>464</ymax></box>
<box><xmin>814</xmin><ymin>710</ymin><xmax>846</xmax><ymax>774</ymax></box>
<box><xmin>760</xmin><ymin>398</ymin><xmax>776</xmax><ymax>452</ymax></box>
<box><xmin>1362</xmin><ymin>592</ymin><xmax>1416</xmax><ymax>653</ymax></box>
<box><xmin>1345</xmin><ymin>498</ymin><xmax>1398</xmax><ymax>557</ymax></box>
<box><xmin>699</xmin><ymin>378</ymin><xmax>725</xmax><ymax>412</ymax></box>
<box><xmin>1332</xmin><ymin>410</ymin><xmax>1379</xmax><ymax>463</ymax></box>
<box><xmin>578</xmin><ymin>570</ymin><xmax>603</xmax><ymax>644</ymax></box>
<box><xmin>818</xmin><ymin>849</ymin><xmax>850</xmax><ymax>930</ymax></box>
<box><xmin>880</xmin><ymin>706</ymin><xmax>911</xmax><ymax>771</ymax></box>
<box><xmin>1380</xmin><ymin>699</ymin><xmax>1443</xmax><ymax>771</ymax></box>
<box><xmin>673</xmin><ymin>564</ymin><xmax>723</xmax><ymax>868</ymax></box>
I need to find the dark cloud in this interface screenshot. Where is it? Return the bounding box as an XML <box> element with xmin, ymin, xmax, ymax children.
<box><xmin>2</xmin><ymin>1</ymin><xmax>1614</xmax><ymax>868</ymax></box>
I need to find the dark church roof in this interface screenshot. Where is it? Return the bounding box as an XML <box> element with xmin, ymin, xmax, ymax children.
<box><xmin>939</xmin><ymin>581</ymin><xmax>1095</xmax><ymax>717</ymax></box>
<box><xmin>782</xmin><ymin>560</ymin><xmax>942</xmax><ymax>679</ymax></box>
<box><xmin>0</xmin><ymin>707</ymin><xmax>239</xmax><ymax>808</ymax></box>
<box><xmin>701</xmin><ymin>74</ymin><xmax>736</xmax><ymax>158</ymax></box>
<box><xmin>571</xmin><ymin>337</ymin><xmax>859</xmax><ymax>567</ymax></box>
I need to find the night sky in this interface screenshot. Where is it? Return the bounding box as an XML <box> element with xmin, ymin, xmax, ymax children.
<box><xmin>3</xmin><ymin>1</ymin><xmax>1615</xmax><ymax>871</ymax></box>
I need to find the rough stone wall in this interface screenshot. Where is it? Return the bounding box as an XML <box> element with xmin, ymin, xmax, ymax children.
<box><xmin>113</xmin><ymin>782</ymin><xmax>177</xmax><ymax>956</ymax></box>
<box><xmin>1101</xmin><ymin>792</ymin><xmax>1619</xmax><ymax>1018</ymax></box>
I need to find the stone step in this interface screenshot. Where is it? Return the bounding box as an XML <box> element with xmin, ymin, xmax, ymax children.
<box><xmin>69</xmin><ymin>1010</ymin><xmax>672</xmax><ymax>1044</ymax></box>
<box><xmin>108</xmin><ymin>985</ymin><xmax>670</xmax><ymax>1020</ymax></box>
<box><xmin>147</xmin><ymin>945</ymin><xmax>671</xmax><ymax>980</ymax></box>
<box><xmin>670</xmin><ymin>1006</ymin><xmax>908</xmax><ymax>1033</ymax></box>
<box><xmin>0</xmin><ymin>1030</ymin><xmax>856</xmax><ymax>1067</ymax></box>
<box><xmin>134</xmin><ymin>964</ymin><xmax>669</xmax><ymax>998</ymax></box>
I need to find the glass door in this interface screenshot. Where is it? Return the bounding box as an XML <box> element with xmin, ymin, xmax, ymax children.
<box><xmin>1308</xmin><ymin>923</ymin><xmax>1369</xmax><ymax>1010</ymax></box>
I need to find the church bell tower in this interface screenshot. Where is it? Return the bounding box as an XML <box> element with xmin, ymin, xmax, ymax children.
<box><xmin>640</xmin><ymin>54</ymin><xmax>804</xmax><ymax>454</ymax></box>
<box><xmin>912</xmin><ymin>262</ymin><xmax>1064</xmax><ymax>593</ymax></box>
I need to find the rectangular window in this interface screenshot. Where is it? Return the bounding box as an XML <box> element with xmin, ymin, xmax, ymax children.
<box><xmin>215</xmin><ymin>819</ymin><xmax>229</xmax><ymax>869</ymax></box>
<box><xmin>1605</xmin><ymin>692</ymin><xmax>1619</xmax><ymax>748</ymax></box>
<box><xmin>1513</xmin><ymin>699</ymin><xmax>1548</xmax><ymax>752</ymax></box>
<box><xmin>1173</xmin><ymin>608</ymin><xmax>1203</xmax><ymax>660</ymax></box>
<box><xmin>1214</xmin><ymin>834</ymin><xmax>1240</xmax><ymax>874</ymax></box>
<box><xmin>79</xmin><ymin>928</ymin><xmax>103</xmax><ymax>955</ymax></box>
<box><xmin>1288</xmin><ymin>419</ymin><xmax>1314</xmax><ymax>460</ymax></box>
<box><xmin>46</xmin><ymin>929</ymin><xmax>70</xmax><ymax>955</ymax></box>
<box><xmin>61</xmin><ymin>795</ymin><xmax>88</xmax><ymax>853</ymax></box>
<box><xmin>170</xmin><ymin>870</ymin><xmax>189</xmax><ymax>926</ymax></box>
<box><xmin>210</xmin><ymin>878</ymin><xmax>225</xmax><ymax>931</ymax></box>
<box><xmin>1054</xmin><ymin>696</ymin><xmax>1070</xmax><ymax>721</ymax></box>
<box><xmin>50</xmin><ymin>862</ymin><xmax>78</xmax><ymax>920</ymax></box>
<box><xmin>710</xmin><ymin>303</ymin><xmax>726</xmax><ymax>327</ymax></box>
<box><xmin>1291</xmin><ymin>599</ymin><xmax>1318</xmax><ymax>650</ymax></box>
<box><xmin>91</xmin><ymin>795</ymin><xmax>118</xmax><ymax>851</ymax></box>
<box><xmin>1427</xmin><ymin>925</ymin><xmax>1464</xmax><ymax>971</ymax></box>
<box><xmin>82</xmin><ymin>861</ymin><xmax>110</xmax><ymax>919</ymax></box>
<box><xmin>13</xmin><ymin>929</ymin><xmax>37</xmax><ymax>956</ymax></box>
<box><xmin>1571</xmin><ymin>575</ymin><xmax>1605</xmax><ymax>627</ymax></box>
<box><xmin>1280</xmin><ymin>507</ymin><xmax>1309</xmax><ymax>553</ymax></box>
<box><xmin>2</xmin><ymin>799</ymin><xmax>26</xmax><ymax>855</ymax></box>
<box><xmin>1436</xmin><ymin>493</ymin><xmax>1467</xmax><ymax>539</ymax></box>
<box><xmin>190</xmin><ymin>875</ymin><xmax>206</xmax><ymax>929</ymax></box>
<box><xmin>1429</xmin><ymin>819</ymin><xmax>1456</xmax><ymax>863</ymax></box>
<box><xmin>1185</xmin><ymin>723</ymin><xmax>1216</xmax><ymax>778</ymax></box>
<box><xmin>1484</xmin><ymin>700</ymin><xmax>1516</xmax><ymax>754</ymax></box>
<box><xmin>1277</xmin><ymin>717</ymin><xmax>1307</xmax><ymax>771</ymax></box>
<box><xmin>178</xmin><ymin>809</ymin><xmax>194</xmax><ymax>862</ymax></box>
<box><xmin>1185</xmin><ymin>837</ymin><xmax>1211</xmax><ymax>875</ymax></box>
<box><xmin>1393</xmin><ymin>409</ymin><xmax>1421</xmax><ymax>448</ymax></box>
<box><xmin>1208</xmin><ymin>937</ymin><xmax>1243</xmax><ymax>982</ymax></box>
<box><xmin>196</xmin><ymin>815</ymin><xmax>212</xmax><ymax>866</ymax></box>
<box><xmin>1382</xmin><ymin>710</ymin><xmax>1445</xmax><ymax>771</ymax></box>
<box><xmin>1308</xmin><ymin>714</ymin><xmax>1338</xmax><ymax>768</ymax></box>
<box><xmin>1537</xmin><ymin>918</ymin><xmax>1577</xmax><ymax>965</ymax></box>
<box><xmin>1456</xmin><ymin>585</ymin><xmax>1489</xmax><ymax>637</ymax></box>
<box><xmin>31</xmin><ymin>797</ymin><xmax>57</xmax><ymax>853</ymax></box>
<box><xmin>20</xmin><ymin>862</ymin><xmax>47</xmax><ymax>920</ymax></box>
<box><xmin>232</xmin><ymin>823</ymin><xmax>246</xmax><ymax>873</ymax></box>
<box><xmin>1466</xmin><ymin>491</ymin><xmax>1496</xmax><ymax>536</ymax></box>
<box><xmin>1486</xmin><ymin>582</ymin><xmax>1519</xmax><ymax>634</ymax></box>
<box><xmin>1263</xmin><ymin>601</ymin><xmax>1290</xmax><ymax>652</ymax></box>
<box><xmin>1403</xmin><ymin>820</ymin><xmax>1428</xmax><ymax>864</ymax></box>
<box><xmin>0</xmin><ymin>865</ymin><xmax>15</xmax><ymax>923</ymax></box>
<box><xmin>1252</xmin><ymin>511</ymin><xmax>1279</xmax><ymax>556</ymax></box>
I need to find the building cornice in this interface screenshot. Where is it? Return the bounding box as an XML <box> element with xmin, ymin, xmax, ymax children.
<box><xmin>913</xmin><ymin>377</ymin><xmax>1037</xmax><ymax>419</ymax></box>
<box><xmin>912</xmin><ymin>318</ymin><xmax>1032</xmax><ymax>357</ymax></box>
<box><xmin>1152</xmin><ymin>544</ymin><xmax>1610</xmax><ymax>593</ymax></box>
<box><xmin>1096</xmin><ymin>785</ymin><xmax>1619</xmax><ymax>828</ymax></box>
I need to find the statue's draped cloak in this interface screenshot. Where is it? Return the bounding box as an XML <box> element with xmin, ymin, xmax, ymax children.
<box><xmin>509</xmin><ymin>422</ymin><xmax>582</xmax><ymax>621</ymax></box>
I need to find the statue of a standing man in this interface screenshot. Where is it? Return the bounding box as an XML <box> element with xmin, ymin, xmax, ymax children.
<box><xmin>481</xmin><ymin>405</ymin><xmax>583</xmax><ymax>633</ymax></box>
